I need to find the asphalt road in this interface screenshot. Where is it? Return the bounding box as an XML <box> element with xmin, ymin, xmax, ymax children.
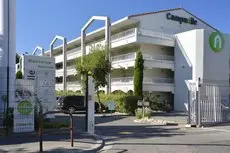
<box><xmin>53</xmin><ymin>114</ymin><xmax>230</xmax><ymax>153</ymax></box>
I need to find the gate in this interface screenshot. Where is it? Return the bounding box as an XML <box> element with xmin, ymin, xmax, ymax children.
<box><xmin>188</xmin><ymin>80</ymin><xmax>230</xmax><ymax>126</ymax></box>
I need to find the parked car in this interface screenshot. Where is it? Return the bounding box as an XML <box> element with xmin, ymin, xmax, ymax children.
<box><xmin>56</xmin><ymin>95</ymin><xmax>108</xmax><ymax>113</ymax></box>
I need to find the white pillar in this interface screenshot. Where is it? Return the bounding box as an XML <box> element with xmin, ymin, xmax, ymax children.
<box><xmin>87</xmin><ymin>76</ymin><xmax>95</xmax><ymax>134</ymax></box>
<box><xmin>0</xmin><ymin>0</ymin><xmax>16</xmax><ymax>113</ymax></box>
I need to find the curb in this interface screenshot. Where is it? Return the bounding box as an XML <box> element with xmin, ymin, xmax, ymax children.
<box><xmin>0</xmin><ymin>131</ymin><xmax>105</xmax><ymax>153</ymax></box>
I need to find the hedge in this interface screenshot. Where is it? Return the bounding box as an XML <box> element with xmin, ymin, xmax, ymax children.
<box><xmin>96</xmin><ymin>93</ymin><xmax>139</xmax><ymax>114</ymax></box>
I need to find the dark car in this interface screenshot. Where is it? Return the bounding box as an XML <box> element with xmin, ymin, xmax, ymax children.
<box><xmin>57</xmin><ymin>96</ymin><xmax>85</xmax><ymax>113</ymax></box>
<box><xmin>57</xmin><ymin>95</ymin><xmax>108</xmax><ymax>113</ymax></box>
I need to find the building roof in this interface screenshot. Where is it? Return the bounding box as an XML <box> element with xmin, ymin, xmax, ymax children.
<box><xmin>128</xmin><ymin>7</ymin><xmax>218</xmax><ymax>31</ymax></box>
<box><xmin>45</xmin><ymin>8</ymin><xmax>218</xmax><ymax>54</ymax></box>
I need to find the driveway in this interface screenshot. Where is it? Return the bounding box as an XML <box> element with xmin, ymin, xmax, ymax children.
<box><xmin>94</xmin><ymin>116</ymin><xmax>230</xmax><ymax>153</ymax></box>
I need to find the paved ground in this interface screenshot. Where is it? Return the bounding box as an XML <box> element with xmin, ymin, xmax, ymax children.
<box><xmin>94</xmin><ymin>114</ymin><xmax>230</xmax><ymax>153</ymax></box>
<box><xmin>0</xmin><ymin>131</ymin><xmax>104</xmax><ymax>153</ymax></box>
<box><xmin>2</xmin><ymin>113</ymin><xmax>230</xmax><ymax>153</ymax></box>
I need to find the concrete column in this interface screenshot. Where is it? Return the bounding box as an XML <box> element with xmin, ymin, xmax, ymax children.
<box><xmin>0</xmin><ymin>0</ymin><xmax>16</xmax><ymax>112</ymax></box>
<box><xmin>105</xmin><ymin>17</ymin><xmax>111</xmax><ymax>94</ymax></box>
<box><xmin>63</xmin><ymin>38</ymin><xmax>67</xmax><ymax>91</ymax></box>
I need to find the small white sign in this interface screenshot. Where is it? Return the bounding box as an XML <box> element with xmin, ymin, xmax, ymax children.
<box><xmin>107</xmin><ymin>101</ymin><xmax>115</xmax><ymax>111</ymax></box>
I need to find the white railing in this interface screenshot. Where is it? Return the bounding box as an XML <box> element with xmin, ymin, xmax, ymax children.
<box><xmin>111</xmin><ymin>77</ymin><xmax>133</xmax><ymax>84</ymax></box>
<box><xmin>143</xmin><ymin>54</ymin><xmax>174</xmax><ymax>61</ymax></box>
<box><xmin>138</xmin><ymin>28</ymin><xmax>174</xmax><ymax>40</ymax></box>
<box><xmin>111</xmin><ymin>53</ymin><xmax>136</xmax><ymax>62</ymax></box>
<box><xmin>111</xmin><ymin>77</ymin><xmax>174</xmax><ymax>84</ymax></box>
<box><xmin>67</xmin><ymin>65</ymin><xmax>75</xmax><ymax>70</ymax></box>
<box><xmin>111</xmin><ymin>28</ymin><xmax>136</xmax><ymax>42</ymax></box>
<box><xmin>67</xmin><ymin>81</ymin><xmax>81</xmax><ymax>86</ymax></box>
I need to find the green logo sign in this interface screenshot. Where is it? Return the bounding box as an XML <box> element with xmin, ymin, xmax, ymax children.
<box><xmin>17</xmin><ymin>100</ymin><xmax>33</xmax><ymax>115</ymax></box>
<box><xmin>209</xmin><ymin>32</ymin><xmax>224</xmax><ymax>52</ymax></box>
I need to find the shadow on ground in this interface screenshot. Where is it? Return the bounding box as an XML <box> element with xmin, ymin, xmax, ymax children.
<box><xmin>96</xmin><ymin>124</ymin><xmax>184</xmax><ymax>142</ymax></box>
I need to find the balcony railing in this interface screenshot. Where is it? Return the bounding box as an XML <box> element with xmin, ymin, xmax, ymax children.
<box><xmin>111</xmin><ymin>77</ymin><xmax>174</xmax><ymax>84</ymax></box>
<box><xmin>143</xmin><ymin>54</ymin><xmax>174</xmax><ymax>61</ymax></box>
<box><xmin>111</xmin><ymin>53</ymin><xmax>136</xmax><ymax>62</ymax></box>
<box><xmin>111</xmin><ymin>28</ymin><xmax>136</xmax><ymax>42</ymax></box>
<box><xmin>138</xmin><ymin>28</ymin><xmax>174</xmax><ymax>40</ymax></box>
<box><xmin>111</xmin><ymin>77</ymin><xmax>133</xmax><ymax>84</ymax></box>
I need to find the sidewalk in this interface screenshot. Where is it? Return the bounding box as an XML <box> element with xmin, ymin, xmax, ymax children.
<box><xmin>0</xmin><ymin>130</ymin><xmax>104</xmax><ymax>153</ymax></box>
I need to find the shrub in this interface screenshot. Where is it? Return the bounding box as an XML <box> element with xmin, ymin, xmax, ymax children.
<box><xmin>144</xmin><ymin>107</ymin><xmax>152</xmax><ymax>118</ymax></box>
<box><xmin>135</xmin><ymin>108</ymin><xmax>142</xmax><ymax>119</ymax></box>
<box><xmin>3</xmin><ymin>107</ymin><xmax>14</xmax><ymax>129</ymax></box>
<box><xmin>16</xmin><ymin>70</ymin><xmax>23</xmax><ymax>79</ymax></box>
<box><xmin>97</xmin><ymin>93</ymin><xmax>139</xmax><ymax>114</ymax></box>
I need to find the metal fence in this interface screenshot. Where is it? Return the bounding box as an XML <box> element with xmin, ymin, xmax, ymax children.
<box><xmin>188</xmin><ymin>80</ymin><xmax>230</xmax><ymax>126</ymax></box>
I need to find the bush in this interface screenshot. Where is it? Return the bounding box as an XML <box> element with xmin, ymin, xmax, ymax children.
<box><xmin>3</xmin><ymin>107</ymin><xmax>14</xmax><ymax>129</ymax></box>
<box><xmin>97</xmin><ymin>93</ymin><xmax>139</xmax><ymax>114</ymax></box>
<box><xmin>16</xmin><ymin>70</ymin><xmax>23</xmax><ymax>79</ymax></box>
<box><xmin>135</xmin><ymin>108</ymin><xmax>142</xmax><ymax>119</ymax></box>
<box><xmin>143</xmin><ymin>92</ymin><xmax>172</xmax><ymax>112</ymax></box>
<box><xmin>56</xmin><ymin>90</ymin><xmax>83</xmax><ymax>96</ymax></box>
<box><xmin>144</xmin><ymin>107</ymin><xmax>152</xmax><ymax>118</ymax></box>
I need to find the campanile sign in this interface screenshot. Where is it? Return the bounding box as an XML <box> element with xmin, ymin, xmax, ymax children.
<box><xmin>166</xmin><ymin>13</ymin><xmax>198</xmax><ymax>25</ymax></box>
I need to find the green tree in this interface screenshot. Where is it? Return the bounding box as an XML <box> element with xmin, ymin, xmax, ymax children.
<box><xmin>134</xmin><ymin>50</ymin><xmax>144</xmax><ymax>99</ymax></box>
<box><xmin>16</xmin><ymin>53</ymin><xmax>20</xmax><ymax>64</ymax></box>
<box><xmin>16</xmin><ymin>70</ymin><xmax>23</xmax><ymax>79</ymax></box>
<box><xmin>75</xmin><ymin>45</ymin><xmax>111</xmax><ymax>103</ymax></box>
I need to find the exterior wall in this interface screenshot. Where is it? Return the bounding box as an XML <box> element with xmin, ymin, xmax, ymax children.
<box><xmin>174</xmin><ymin>31</ymin><xmax>195</xmax><ymax>111</ymax></box>
<box><xmin>141</xmin><ymin>44</ymin><xmax>174</xmax><ymax>56</ymax></box>
<box><xmin>132</xmin><ymin>9</ymin><xmax>214</xmax><ymax>34</ymax></box>
<box><xmin>202</xmin><ymin>30</ymin><xmax>229</xmax><ymax>84</ymax></box>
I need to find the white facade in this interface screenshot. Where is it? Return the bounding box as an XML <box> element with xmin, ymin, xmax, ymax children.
<box><xmin>41</xmin><ymin>8</ymin><xmax>230</xmax><ymax>111</ymax></box>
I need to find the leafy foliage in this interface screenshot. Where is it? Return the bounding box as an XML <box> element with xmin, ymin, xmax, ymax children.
<box><xmin>16</xmin><ymin>70</ymin><xmax>23</xmax><ymax>79</ymax></box>
<box><xmin>16</xmin><ymin>53</ymin><xmax>20</xmax><ymax>64</ymax></box>
<box><xmin>96</xmin><ymin>93</ymin><xmax>139</xmax><ymax>114</ymax></box>
<box><xmin>134</xmin><ymin>50</ymin><xmax>144</xmax><ymax>99</ymax></box>
<box><xmin>75</xmin><ymin>45</ymin><xmax>111</xmax><ymax>102</ymax></box>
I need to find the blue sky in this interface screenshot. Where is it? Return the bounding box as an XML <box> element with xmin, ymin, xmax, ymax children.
<box><xmin>17</xmin><ymin>0</ymin><xmax>229</xmax><ymax>54</ymax></box>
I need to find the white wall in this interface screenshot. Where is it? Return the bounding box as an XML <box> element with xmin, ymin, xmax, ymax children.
<box><xmin>132</xmin><ymin>9</ymin><xmax>214</xmax><ymax>34</ymax></box>
<box><xmin>174</xmin><ymin>30</ymin><xmax>196</xmax><ymax>111</ymax></box>
<box><xmin>202</xmin><ymin>31</ymin><xmax>229</xmax><ymax>84</ymax></box>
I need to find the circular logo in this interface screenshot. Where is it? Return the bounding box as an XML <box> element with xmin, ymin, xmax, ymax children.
<box><xmin>17</xmin><ymin>100</ymin><xmax>33</xmax><ymax>115</ymax></box>
<box><xmin>209</xmin><ymin>32</ymin><xmax>224</xmax><ymax>52</ymax></box>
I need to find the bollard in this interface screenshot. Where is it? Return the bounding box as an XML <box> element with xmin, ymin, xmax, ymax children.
<box><xmin>39</xmin><ymin>110</ymin><xmax>74</xmax><ymax>152</ymax></box>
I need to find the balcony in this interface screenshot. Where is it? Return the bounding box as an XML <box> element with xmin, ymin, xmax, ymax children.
<box><xmin>111</xmin><ymin>52</ymin><xmax>136</xmax><ymax>69</ymax></box>
<box><xmin>111</xmin><ymin>52</ymin><xmax>174</xmax><ymax>70</ymax></box>
<box><xmin>55</xmin><ymin>83</ymin><xmax>63</xmax><ymax>91</ymax></box>
<box><xmin>67</xmin><ymin>48</ymin><xmax>81</xmax><ymax>60</ymax></box>
<box><xmin>67</xmin><ymin>82</ymin><xmax>81</xmax><ymax>91</ymax></box>
<box><xmin>56</xmin><ymin>69</ymin><xmax>63</xmax><ymax>77</ymax></box>
<box><xmin>111</xmin><ymin>77</ymin><xmax>174</xmax><ymax>93</ymax></box>
<box><xmin>137</xmin><ymin>28</ymin><xmax>175</xmax><ymax>47</ymax></box>
<box><xmin>143</xmin><ymin>54</ymin><xmax>174</xmax><ymax>70</ymax></box>
<box><xmin>111</xmin><ymin>28</ymin><xmax>137</xmax><ymax>48</ymax></box>
<box><xmin>67</xmin><ymin>65</ymin><xmax>76</xmax><ymax>75</ymax></box>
